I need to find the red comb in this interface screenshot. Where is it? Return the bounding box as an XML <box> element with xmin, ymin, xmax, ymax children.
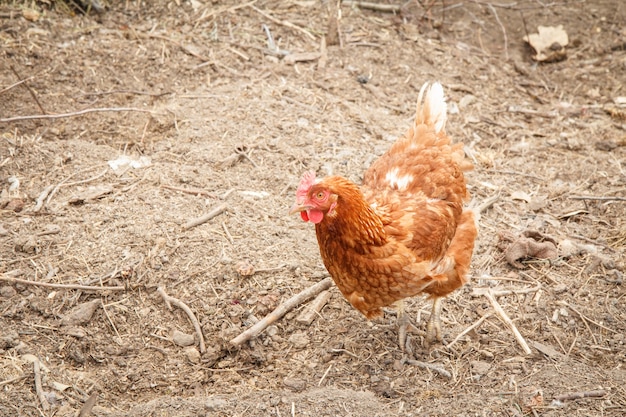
<box><xmin>296</xmin><ymin>171</ymin><xmax>316</xmax><ymax>198</ymax></box>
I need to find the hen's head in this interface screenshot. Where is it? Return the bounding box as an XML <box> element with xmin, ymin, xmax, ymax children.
<box><xmin>289</xmin><ymin>171</ymin><xmax>338</xmax><ymax>224</ymax></box>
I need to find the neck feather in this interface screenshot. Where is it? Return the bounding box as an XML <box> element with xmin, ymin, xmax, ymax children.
<box><xmin>316</xmin><ymin>176</ymin><xmax>386</xmax><ymax>246</ymax></box>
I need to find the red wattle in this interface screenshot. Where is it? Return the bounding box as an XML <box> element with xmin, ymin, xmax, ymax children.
<box><xmin>308</xmin><ymin>210</ymin><xmax>324</xmax><ymax>224</ymax></box>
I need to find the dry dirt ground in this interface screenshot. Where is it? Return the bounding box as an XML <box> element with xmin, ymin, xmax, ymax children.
<box><xmin>1</xmin><ymin>1</ymin><xmax>625</xmax><ymax>416</ymax></box>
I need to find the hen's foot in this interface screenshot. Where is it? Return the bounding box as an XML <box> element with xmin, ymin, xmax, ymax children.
<box><xmin>395</xmin><ymin>301</ymin><xmax>424</xmax><ymax>352</ymax></box>
<box><xmin>425</xmin><ymin>297</ymin><xmax>443</xmax><ymax>347</ymax></box>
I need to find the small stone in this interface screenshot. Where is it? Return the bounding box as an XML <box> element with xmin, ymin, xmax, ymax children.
<box><xmin>171</xmin><ymin>330</ymin><xmax>195</xmax><ymax>347</ymax></box>
<box><xmin>184</xmin><ymin>346</ymin><xmax>201</xmax><ymax>364</ymax></box>
<box><xmin>283</xmin><ymin>377</ymin><xmax>306</xmax><ymax>392</ymax></box>
<box><xmin>14</xmin><ymin>235</ymin><xmax>38</xmax><ymax>254</ymax></box>
<box><xmin>287</xmin><ymin>331</ymin><xmax>309</xmax><ymax>349</ymax></box>
<box><xmin>266</xmin><ymin>325</ymin><xmax>279</xmax><ymax>337</ymax></box>
<box><xmin>470</xmin><ymin>360</ymin><xmax>491</xmax><ymax>376</ymax></box>
<box><xmin>1</xmin><ymin>330</ymin><xmax>20</xmax><ymax>349</ymax></box>
<box><xmin>0</xmin><ymin>286</ymin><xmax>16</xmax><ymax>298</ymax></box>
<box><xmin>553</xmin><ymin>283</ymin><xmax>568</xmax><ymax>294</ymax></box>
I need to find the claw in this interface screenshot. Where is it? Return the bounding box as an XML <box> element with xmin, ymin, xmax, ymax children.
<box><xmin>425</xmin><ymin>297</ymin><xmax>443</xmax><ymax>347</ymax></box>
<box><xmin>396</xmin><ymin>300</ymin><xmax>423</xmax><ymax>352</ymax></box>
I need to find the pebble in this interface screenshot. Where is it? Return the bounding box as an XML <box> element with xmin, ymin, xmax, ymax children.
<box><xmin>283</xmin><ymin>377</ymin><xmax>306</xmax><ymax>392</ymax></box>
<box><xmin>266</xmin><ymin>325</ymin><xmax>279</xmax><ymax>337</ymax></box>
<box><xmin>0</xmin><ymin>286</ymin><xmax>16</xmax><ymax>298</ymax></box>
<box><xmin>470</xmin><ymin>360</ymin><xmax>492</xmax><ymax>376</ymax></box>
<box><xmin>287</xmin><ymin>331</ymin><xmax>309</xmax><ymax>349</ymax></box>
<box><xmin>172</xmin><ymin>330</ymin><xmax>195</xmax><ymax>347</ymax></box>
<box><xmin>184</xmin><ymin>346</ymin><xmax>201</xmax><ymax>364</ymax></box>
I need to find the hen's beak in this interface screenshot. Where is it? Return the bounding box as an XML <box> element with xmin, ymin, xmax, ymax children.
<box><xmin>289</xmin><ymin>201</ymin><xmax>310</xmax><ymax>215</ymax></box>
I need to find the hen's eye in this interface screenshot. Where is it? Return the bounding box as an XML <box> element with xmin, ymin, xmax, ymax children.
<box><xmin>315</xmin><ymin>191</ymin><xmax>325</xmax><ymax>200</ymax></box>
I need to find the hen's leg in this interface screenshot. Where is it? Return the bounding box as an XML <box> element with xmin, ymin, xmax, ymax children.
<box><xmin>425</xmin><ymin>296</ymin><xmax>443</xmax><ymax>346</ymax></box>
<box><xmin>396</xmin><ymin>300</ymin><xmax>422</xmax><ymax>351</ymax></box>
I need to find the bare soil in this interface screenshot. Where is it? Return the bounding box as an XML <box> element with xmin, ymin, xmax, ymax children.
<box><xmin>1</xmin><ymin>1</ymin><xmax>625</xmax><ymax>416</ymax></box>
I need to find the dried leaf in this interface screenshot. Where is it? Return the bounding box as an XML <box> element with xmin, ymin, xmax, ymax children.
<box><xmin>68</xmin><ymin>185</ymin><xmax>113</xmax><ymax>205</ymax></box>
<box><xmin>284</xmin><ymin>52</ymin><xmax>321</xmax><ymax>65</ymax></box>
<box><xmin>511</xmin><ymin>191</ymin><xmax>531</xmax><ymax>203</ymax></box>
<box><xmin>499</xmin><ymin>230</ymin><xmax>558</xmax><ymax>268</ymax></box>
<box><xmin>61</xmin><ymin>299</ymin><xmax>101</xmax><ymax>326</ymax></box>
<box><xmin>524</xmin><ymin>25</ymin><xmax>569</xmax><ymax>62</ymax></box>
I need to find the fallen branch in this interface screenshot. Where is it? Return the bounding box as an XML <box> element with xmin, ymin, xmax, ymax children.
<box><xmin>402</xmin><ymin>358</ymin><xmax>451</xmax><ymax>378</ymax></box>
<box><xmin>484</xmin><ymin>289</ymin><xmax>532</xmax><ymax>355</ymax></box>
<box><xmin>230</xmin><ymin>277</ymin><xmax>333</xmax><ymax>346</ymax></box>
<box><xmin>553</xmin><ymin>389</ymin><xmax>607</xmax><ymax>402</ymax></box>
<box><xmin>446</xmin><ymin>312</ymin><xmax>493</xmax><ymax>349</ymax></box>
<box><xmin>296</xmin><ymin>290</ymin><xmax>332</xmax><ymax>325</ymax></box>
<box><xmin>157</xmin><ymin>286</ymin><xmax>206</xmax><ymax>353</ymax></box>
<box><xmin>183</xmin><ymin>203</ymin><xmax>228</xmax><ymax>229</ymax></box>
<box><xmin>0</xmin><ymin>274</ymin><xmax>125</xmax><ymax>291</ymax></box>
<box><xmin>0</xmin><ymin>107</ymin><xmax>165</xmax><ymax>123</ymax></box>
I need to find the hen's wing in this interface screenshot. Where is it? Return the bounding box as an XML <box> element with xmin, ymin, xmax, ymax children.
<box><xmin>362</xmin><ymin>82</ymin><xmax>473</xmax><ymax>266</ymax></box>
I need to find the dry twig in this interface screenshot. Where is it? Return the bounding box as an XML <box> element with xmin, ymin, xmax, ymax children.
<box><xmin>0</xmin><ymin>107</ymin><xmax>164</xmax><ymax>123</ymax></box>
<box><xmin>250</xmin><ymin>6</ymin><xmax>316</xmax><ymax>41</ymax></box>
<box><xmin>230</xmin><ymin>277</ymin><xmax>334</xmax><ymax>346</ymax></box>
<box><xmin>564</xmin><ymin>302</ymin><xmax>617</xmax><ymax>335</ymax></box>
<box><xmin>0</xmin><ymin>374</ymin><xmax>27</xmax><ymax>387</ymax></box>
<box><xmin>484</xmin><ymin>289</ymin><xmax>532</xmax><ymax>354</ymax></box>
<box><xmin>553</xmin><ymin>390</ymin><xmax>607</xmax><ymax>402</ymax></box>
<box><xmin>342</xmin><ymin>1</ymin><xmax>403</xmax><ymax>13</ymax></box>
<box><xmin>569</xmin><ymin>195</ymin><xmax>626</xmax><ymax>202</ymax></box>
<box><xmin>10</xmin><ymin>65</ymin><xmax>46</xmax><ymax>114</ymax></box>
<box><xmin>81</xmin><ymin>89</ymin><xmax>172</xmax><ymax>98</ymax></box>
<box><xmin>33</xmin><ymin>359</ymin><xmax>49</xmax><ymax>412</ymax></box>
<box><xmin>32</xmin><ymin>184</ymin><xmax>55</xmax><ymax>212</ymax></box>
<box><xmin>296</xmin><ymin>290</ymin><xmax>332</xmax><ymax>325</ymax></box>
<box><xmin>183</xmin><ymin>203</ymin><xmax>228</xmax><ymax>229</ymax></box>
<box><xmin>446</xmin><ymin>312</ymin><xmax>493</xmax><ymax>349</ymax></box>
<box><xmin>160</xmin><ymin>184</ymin><xmax>214</xmax><ymax>197</ymax></box>
<box><xmin>472</xmin><ymin>284</ymin><xmax>541</xmax><ymax>297</ymax></box>
<box><xmin>402</xmin><ymin>358</ymin><xmax>451</xmax><ymax>378</ymax></box>
<box><xmin>0</xmin><ymin>274</ymin><xmax>125</xmax><ymax>291</ymax></box>
<box><xmin>0</xmin><ymin>75</ymin><xmax>36</xmax><ymax>95</ymax></box>
<box><xmin>487</xmin><ymin>3</ymin><xmax>509</xmax><ymax>60</ymax></box>
<box><xmin>195</xmin><ymin>0</ymin><xmax>258</xmax><ymax>25</ymax></box>
<box><xmin>157</xmin><ymin>286</ymin><xmax>206</xmax><ymax>353</ymax></box>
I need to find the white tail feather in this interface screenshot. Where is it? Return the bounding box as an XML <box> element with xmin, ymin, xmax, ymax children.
<box><xmin>416</xmin><ymin>82</ymin><xmax>447</xmax><ymax>133</ymax></box>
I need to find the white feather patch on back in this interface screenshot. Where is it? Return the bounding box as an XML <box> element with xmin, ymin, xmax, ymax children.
<box><xmin>385</xmin><ymin>167</ymin><xmax>414</xmax><ymax>191</ymax></box>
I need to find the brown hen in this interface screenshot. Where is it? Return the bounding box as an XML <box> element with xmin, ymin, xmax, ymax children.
<box><xmin>290</xmin><ymin>82</ymin><xmax>478</xmax><ymax>348</ymax></box>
